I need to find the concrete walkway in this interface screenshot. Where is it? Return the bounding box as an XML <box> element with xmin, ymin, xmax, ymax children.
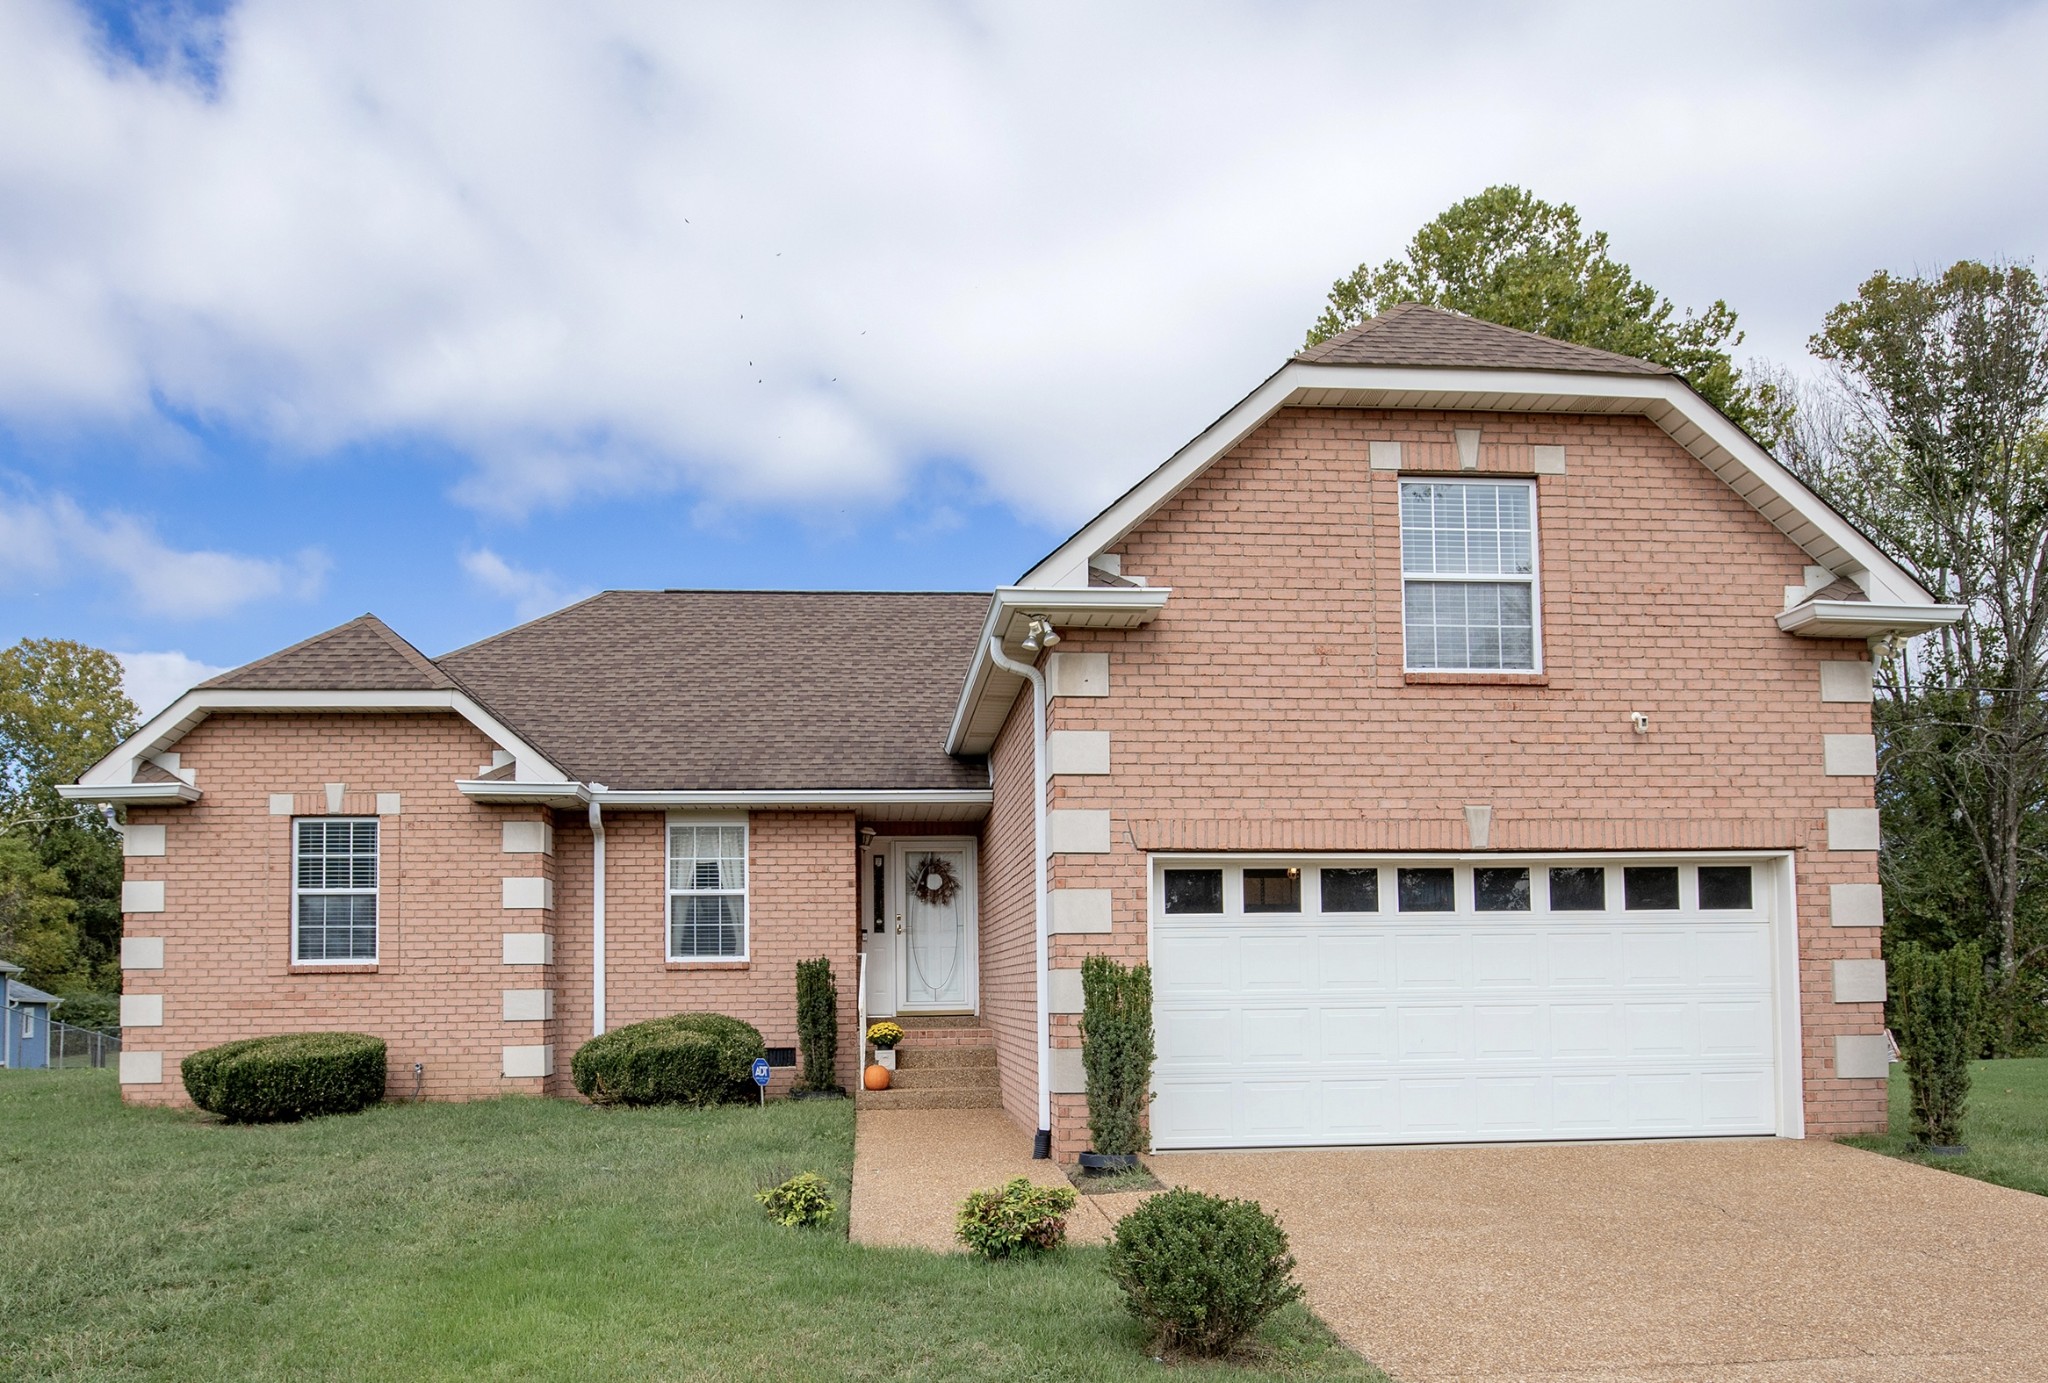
<box><xmin>849</xmin><ymin>1108</ymin><xmax>1145</xmax><ymax>1251</ymax></box>
<box><xmin>1151</xmin><ymin>1137</ymin><xmax>2048</xmax><ymax>1383</ymax></box>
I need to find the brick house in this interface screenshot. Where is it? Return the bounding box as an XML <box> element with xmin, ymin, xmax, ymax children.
<box><xmin>67</xmin><ymin>307</ymin><xmax>1959</xmax><ymax>1159</ymax></box>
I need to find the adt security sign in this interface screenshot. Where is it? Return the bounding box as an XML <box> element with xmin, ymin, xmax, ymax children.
<box><xmin>752</xmin><ymin>1057</ymin><xmax>771</xmax><ymax>1107</ymax></box>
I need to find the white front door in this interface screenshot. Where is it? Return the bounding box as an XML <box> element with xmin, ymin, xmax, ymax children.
<box><xmin>895</xmin><ymin>840</ymin><xmax>977</xmax><ymax>1013</ymax></box>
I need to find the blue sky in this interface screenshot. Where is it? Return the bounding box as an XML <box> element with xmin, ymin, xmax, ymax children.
<box><xmin>3</xmin><ymin>1</ymin><xmax>2046</xmax><ymax>715</ymax></box>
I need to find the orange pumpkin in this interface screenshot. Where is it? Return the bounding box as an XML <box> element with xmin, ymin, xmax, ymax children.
<box><xmin>863</xmin><ymin>1063</ymin><xmax>892</xmax><ymax>1091</ymax></box>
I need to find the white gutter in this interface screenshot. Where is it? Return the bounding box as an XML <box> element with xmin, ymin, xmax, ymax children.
<box><xmin>56</xmin><ymin>782</ymin><xmax>202</xmax><ymax>806</ymax></box>
<box><xmin>985</xmin><ymin>635</ymin><xmax>1052</xmax><ymax>1157</ymax></box>
<box><xmin>1775</xmin><ymin>599</ymin><xmax>1965</xmax><ymax>639</ymax></box>
<box><xmin>589</xmin><ymin>791</ymin><xmax>607</xmax><ymax>1036</ymax></box>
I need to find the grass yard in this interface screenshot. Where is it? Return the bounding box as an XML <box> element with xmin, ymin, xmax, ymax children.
<box><xmin>0</xmin><ymin>1071</ymin><xmax>1384</xmax><ymax>1382</ymax></box>
<box><xmin>1841</xmin><ymin>1056</ymin><xmax>2048</xmax><ymax>1198</ymax></box>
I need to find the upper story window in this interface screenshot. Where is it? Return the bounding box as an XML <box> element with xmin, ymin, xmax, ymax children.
<box><xmin>669</xmin><ymin>821</ymin><xmax>748</xmax><ymax>960</ymax></box>
<box><xmin>293</xmin><ymin>818</ymin><xmax>379</xmax><ymax>963</ymax></box>
<box><xmin>1400</xmin><ymin>479</ymin><xmax>1539</xmax><ymax>671</ymax></box>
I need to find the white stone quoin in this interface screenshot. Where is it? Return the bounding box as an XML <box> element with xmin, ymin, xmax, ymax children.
<box><xmin>121</xmin><ymin>880</ymin><xmax>165</xmax><ymax>913</ymax></box>
<box><xmin>119</xmin><ymin>993</ymin><xmax>165</xmax><ymax>1027</ymax></box>
<box><xmin>1819</xmin><ymin>660</ymin><xmax>1875</xmax><ymax>703</ymax></box>
<box><xmin>120</xmin><ymin>824</ymin><xmax>165</xmax><ymax>857</ymax></box>
<box><xmin>501</xmin><ymin>877</ymin><xmax>554</xmax><ymax>910</ymax></box>
<box><xmin>1049</xmin><ymin>888</ymin><xmax>1113</xmax><ymax>934</ymax></box>
<box><xmin>1048</xmin><ymin>1046</ymin><xmax>1086</xmax><ymax>1093</ymax></box>
<box><xmin>1047</xmin><ymin>968</ymin><xmax>1084</xmax><ymax>1014</ymax></box>
<box><xmin>1830</xmin><ymin>883</ymin><xmax>1885</xmax><ymax>927</ymax></box>
<box><xmin>502</xmin><ymin>933</ymin><xmax>554</xmax><ymax>965</ymax></box>
<box><xmin>1826</xmin><ymin>809</ymin><xmax>1881</xmax><ymax>852</ymax></box>
<box><xmin>502</xmin><ymin>1044</ymin><xmax>555</xmax><ymax>1079</ymax></box>
<box><xmin>1048</xmin><ymin>809</ymin><xmax>1113</xmax><ymax>854</ymax></box>
<box><xmin>121</xmin><ymin>936</ymin><xmax>165</xmax><ymax>970</ymax></box>
<box><xmin>502</xmin><ymin>988</ymin><xmax>555</xmax><ymax>1022</ymax></box>
<box><xmin>1823</xmin><ymin>734</ymin><xmax>1878</xmax><ymax>776</ymax></box>
<box><xmin>1833</xmin><ymin>959</ymin><xmax>1887</xmax><ymax>1004</ymax></box>
<box><xmin>1835</xmin><ymin>1034</ymin><xmax>1891</xmax><ymax>1080</ymax></box>
<box><xmin>1046</xmin><ymin>731</ymin><xmax>1111</xmax><ymax>776</ymax></box>
<box><xmin>1046</xmin><ymin>652</ymin><xmax>1109</xmax><ymax>698</ymax></box>
<box><xmin>502</xmin><ymin>820</ymin><xmax>555</xmax><ymax>855</ymax></box>
<box><xmin>118</xmin><ymin>1051</ymin><xmax>164</xmax><ymax>1085</ymax></box>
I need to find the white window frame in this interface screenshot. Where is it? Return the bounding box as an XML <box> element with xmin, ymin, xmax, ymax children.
<box><xmin>666</xmin><ymin>815</ymin><xmax>750</xmax><ymax>963</ymax></box>
<box><xmin>291</xmin><ymin>817</ymin><xmax>380</xmax><ymax>965</ymax></box>
<box><xmin>1398</xmin><ymin>476</ymin><xmax>1544</xmax><ymax>673</ymax></box>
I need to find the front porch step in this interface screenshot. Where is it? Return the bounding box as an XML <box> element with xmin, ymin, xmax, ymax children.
<box><xmin>887</xmin><ymin>1063</ymin><xmax>1000</xmax><ymax>1092</ymax></box>
<box><xmin>856</xmin><ymin>1085</ymin><xmax>1004</xmax><ymax>1111</ymax></box>
<box><xmin>894</xmin><ymin>1044</ymin><xmax>996</xmax><ymax>1070</ymax></box>
<box><xmin>892</xmin><ymin>1026</ymin><xmax>995</xmax><ymax>1050</ymax></box>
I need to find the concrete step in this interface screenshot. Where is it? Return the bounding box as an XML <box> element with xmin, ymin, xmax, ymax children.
<box><xmin>892</xmin><ymin>1045</ymin><xmax>997</xmax><ymax>1070</ymax></box>
<box><xmin>888</xmin><ymin>1063</ymin><xmax>1000</xmax><ymax>1091</ymax></box>
<box><xmin>886</xmin><ymin>1013</ymin><xmax>981</xmax><ymax>1028</ymax></box>
<box><xmin>856</xmin><ymin>1085</ymin><xmax>1004</xmax><ymax>1112</ymax></box>
<box><xmin>894</xmin><ymin>1028</ymin><xmax>995</xmax><ymax>1050</ymax></box>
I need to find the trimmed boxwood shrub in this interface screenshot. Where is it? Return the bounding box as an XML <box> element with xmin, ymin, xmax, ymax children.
<box><xmin>1892</xmin><ymin>940</ymin><xmax>1986</xmax><ymax>1146</ymax></box>
<box><xmin>795</xmin><ymin>957</ymin><xmax>840</xmax><ymax>1092</ymax></box>
<box><xmin>180</xmin><ymin>1032</ymin><xmax>387</xmax><ymax>1123</ymax></box>
<box><xmin>1081</xmin><ymin>954</ymin><xmax>1154</xmax><ymax>1156</ymax></box>
<box><xmin>1107</xmin><ymin>1188</ymin><xmax>1302</xmax><ymax>1356</ymax></box>
<box><xmin>571</xmin><ymin>1012</ymin><xmax>766</xmax><ymax>1107</ymax></box>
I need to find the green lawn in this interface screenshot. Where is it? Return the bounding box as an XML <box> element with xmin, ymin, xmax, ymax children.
<box><xmin>1841</xmin><ymin>1056</ymin><xmax>2048</xmax><ymax>1197</ymax></box>
<box><xmin>0</xmin><ymin>1072</ymin><xmax>1384</xmax><ymax>1382</ymax></box>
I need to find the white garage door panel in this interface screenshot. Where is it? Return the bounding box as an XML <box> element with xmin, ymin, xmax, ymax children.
<box><xmin>1152</xmin><ymin>857</ymin><xmax>1783</xmax><ymax>1149</ymax></box>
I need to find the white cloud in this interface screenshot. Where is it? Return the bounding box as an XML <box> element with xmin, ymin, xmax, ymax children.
<box><xmin>0</xmin><ymin>2</ymin><xmax>2042</xmax><ymax>527</ymax></box>
<box><xmin>460</xmin><ymin>547</ymin><xmax>591</xmax><ymax>622</ymax></box>
<box><xmin>115</xmin><ymin>649</ymin><xmax>231</xmax><ymax>719</ymax></box>
<box><xmin>0</xmin><ymin>488</ymin><xmax>327</xmax><ymax>618</ymax></box>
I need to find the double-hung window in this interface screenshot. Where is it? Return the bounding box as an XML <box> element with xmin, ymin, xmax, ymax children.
<box><xmin>1400</xmin><ymin>478</ymin><xmax>1540</xmax><ymax>671</ymax></box>
<box><xmin>669</xmin><ymin>821</ymin><xmax>748</xmax><ymax>960</ymax></box>
<box><xmin>293</xmin><ymin>818</ymin><xmax>379</xmax><ymax>963</ymax></box>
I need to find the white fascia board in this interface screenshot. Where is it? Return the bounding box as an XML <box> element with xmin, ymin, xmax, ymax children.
<box><xmin>1775</xmin><ymin>600</ymin><xmax>1966</xmax><ymax>639</ymax></box>
<box><xmin>1018</xmin><ymin>362</ymin><xmax>1942</xmax><ymax>610</ymax></box>
<box><xmin>586</xmin><ymin>788</ymin><xmax>994</xmax><ymax>811</ymax></box>
<box><xmin>457</xmin><ymin>780</ymin><xmax>592</xmax><ymax>807</ymax></box>
<box><xmin>944</xmin><ymin>586</ymin><xmax>1171</xmax><ymax>755</ymax></box>
<box><xmin>75</xmin><ymin>689</ymin><xmax>571</xmax><ymax>790</ymax></box>
<box><xmin>56</xmin><ymin>781</ymin><xmax>202</xmax><ymax>806</ymax></box>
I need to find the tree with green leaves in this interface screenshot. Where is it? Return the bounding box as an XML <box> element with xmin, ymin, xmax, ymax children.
<box><xmin>0</xmin><ymin>638</ymin><xmax>138</xmax><ymax>993</ymax></box>
<box><xmin>1306</xmin><ymin>185</ymin><xmax>1785</xmax><ymax>440</ymax></box>
<box><xmin>1781</xmin><ymin>262</ymin><xmax>2048</xmax><ymax>1052</ymax></box>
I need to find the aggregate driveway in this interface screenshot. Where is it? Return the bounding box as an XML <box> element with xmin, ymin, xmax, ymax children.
<box><xmin>1148</xmin><ymin>1138</ymin><xmax>2048</xmax><ymax>1382</ymax></box>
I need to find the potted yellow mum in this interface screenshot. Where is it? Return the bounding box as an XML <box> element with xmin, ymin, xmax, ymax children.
<box><xmin>867</xmin><ymin>1021</ymin><xmax>905</xmax><ymax>1071</ymax></box>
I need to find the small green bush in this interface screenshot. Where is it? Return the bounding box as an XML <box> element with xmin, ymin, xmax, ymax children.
<box><xmin>1081</xmin><ymin>954</ymin><xmax>1154</xmax><ymax>1156</ymax></box>
<box><xmin>571</xmin><ymin>1012</ymin><xmax>765</xmax><ymax>1107</ymax></box>
<box><xmin>180</xmin><ymin>1032</ymin><xmax>387</xmax><ymax>1123</ymax></box>
<box><xmin>795</xmin><ymin>957</ymin><xmax>840</xmax><ymax>1092</ymax></box>
<box><xmin>956</xmin><ymin>1177</ymin><xmax>1078</xmax><ymax>1259</ymax></box>
<box><xmin>1892</xmin><ymin>940</ymin><xmax>1986</xmax><ymax>1146</ymax></box>
<box><xmin>1107</xmin><ymin>1188</ymin><xmax>1302</xmax><ymax>1357</ymax></box>
<box><xmin>756</xmin><ymin>1172</ymin><xmax>836</xmax><ymax>1228</ymax></box>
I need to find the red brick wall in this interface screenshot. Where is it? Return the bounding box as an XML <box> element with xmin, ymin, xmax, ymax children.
<box><xmin>978</xmin><ymin>694</ymin><xmax>1041</xmax><ymax>1134</ymax></box>
<box><xmin>1037</xmin><ymin>408</ymin><xmax>1885</xmax><ymax>1152</ymax></box>
<box><xmin>119</xmin><ymin>710</ymin><xmax>862</xmax><ymax>1105</ymax></box>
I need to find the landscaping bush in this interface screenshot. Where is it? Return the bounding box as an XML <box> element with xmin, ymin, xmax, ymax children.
<box><xmin>1080</xmin><ymin>954</ymin><xmax>1154</xmax><ymax>1156</ymax></box>
<box><xmin>756</xmin><ymin>1172</ymin><xmax>837</xmax><ymax>1228</ymax></box>
<box><xmin>1892</xmin><ymin>940</ymin><xmax>1986</xmax><ymax>1146</ymax></box>
<box><xmin>570</xmin><ymin>1012</ymin><xmax>765</xmax><ymax>1107</ymax></box>
<box><xmin>795</xmin><ymin>957</ymin><xmax>840</xmax><ymax>1092</ymax></box>
<box><xmin>180</xmin><ymin>1032</ymin><xmax>387</xmax><ymax>1123</ymax></box>
<box><xmin>955</xmin><ymin>1177</ymin><xmax>1078</xmax><ymax>1259</ymax></box>
<box><xmin>1107</xmin><ymin>1187</ymin><xmax>1301</xmax><ymax>1357</ymax></box>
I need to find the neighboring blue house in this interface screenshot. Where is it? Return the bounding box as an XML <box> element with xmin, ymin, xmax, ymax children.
<box><xmin>2</xmin><ymin>965</ymin><xmax>62</xmax><ymax>1069</ymax></box>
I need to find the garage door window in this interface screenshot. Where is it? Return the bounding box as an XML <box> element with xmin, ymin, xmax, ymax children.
<box><xmin>1321</xmin><ymin>868</ymin><xmax>1379</xmax><ymax>913</ymax></box>
<box><xmin>1397</xmin><ymin>867</ymin><xmax>1455</xmax><ymax>912</ymax></box>
<box><xmin>1548</xmin><ymin>866</ymin><xmax>1607</xmax><ymax>911</ymax></box>
<box><xmin>1164</xmin><ymin>869</ymin><xmax>1223</xmax><ymax>914</ymax></box>
<box><xmin>1243</xmin><ymin>868</ymin><xmax>1300</xmax><ymax>913</ymax></box>
<box><xmin>1699</xmin><ymin>865</ymin><xmax>1754</xmax><ymax>910</ymax></box>
<box><xmin>1624</xmin><ymin>866</ymin><xmax>1681</xmax><ymax>910</ymax></box>
<box><xmin>1474</xmin><ymin>866</ymin><xmax>1531</xmax><ymax>911</ymax></box>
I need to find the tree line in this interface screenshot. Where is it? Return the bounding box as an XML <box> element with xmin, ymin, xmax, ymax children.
<box><xmin>1310</xmin><ymin>187</ymin><xmax>2047</xmax><ymax>1053</ymax></box>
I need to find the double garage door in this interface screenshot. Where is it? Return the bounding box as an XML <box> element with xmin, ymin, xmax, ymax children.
<box><xmin>1151</xmin><ymin>856</ymin><xmax>1787</xmax><ymax>1150</ymax></box>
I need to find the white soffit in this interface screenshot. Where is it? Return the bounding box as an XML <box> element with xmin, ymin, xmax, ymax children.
<box><xmin>1776</xmin><ymin>600</ymin><xmax>1965</xmax><ymax>640</ymax></box>
<box><xmin>1018</xmin><ymin>363</ymin><xmax>1941</xmax><ymax>613</ymax></box>
<box><xmin>72</xmin><ymin>689</ymin><xmax>571</xmax><ymax>794</ymax></box>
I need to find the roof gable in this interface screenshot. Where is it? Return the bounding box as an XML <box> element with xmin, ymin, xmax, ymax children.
<box><xmin>1296</xmin><ymin>303</ymin><xmax>1671</xmax><ymax>375</ymax></box>
<box><xmin>202</xmin><ymin>615</ymin><xmax>456</xmax><ymax>692</ymax></box>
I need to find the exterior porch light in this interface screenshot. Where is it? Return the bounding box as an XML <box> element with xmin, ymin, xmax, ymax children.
<box><xmin>1019</xmin><ymin>617</ymin><xmax>1062</xmax><ymax>653</ymax></box>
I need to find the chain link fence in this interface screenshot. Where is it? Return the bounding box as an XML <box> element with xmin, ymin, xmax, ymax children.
<box><xmin>49</xmin><ymin>1019</ymin><xmax>121</xmax><ymax>1069</ymax></box>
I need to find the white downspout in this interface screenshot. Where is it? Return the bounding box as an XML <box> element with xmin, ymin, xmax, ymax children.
<box><xmin>588</xmin><ymin>790</ymin><xmax>607</xmax><ymax>1036</ymax></box>
<box><xmin>986</xmin><ymin>636</ymin><xmax>1052</xmax><ymax>1157</ymax></box>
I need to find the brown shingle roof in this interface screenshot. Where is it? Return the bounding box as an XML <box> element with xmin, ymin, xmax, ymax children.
<box><xmin>201</xmin><ymin>615</ymin><xmax>457</xmax><ymax>692</ymax></box>
<box><xmin>435</xmin><ymin>591</ymin><xmax>990</xmax><ymax>792</ymax></box>
<box><xmin>1295</xmin><ymin>303</ymin><xmax>1672</xmax><ymax>376</ymax></box>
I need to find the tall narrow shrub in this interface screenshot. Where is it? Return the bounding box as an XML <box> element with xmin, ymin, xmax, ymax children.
<box><xmin>1892</xmin><ymin>941</ymin><xmax>1985</xmax><ymax>1147</ymax></box>
<box><xmin>1080</xmin><ymin>954</ymin><xmax>1154</xmax><ymax>1155</ymax></box>
<box><xmin>795</xmin><ymin>957</ymin><xmax>840</xmax><ymax>1092</ymax></box>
